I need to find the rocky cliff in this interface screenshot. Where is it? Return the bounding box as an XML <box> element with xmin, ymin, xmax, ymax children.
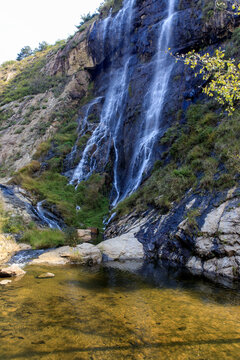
<box><xmin>0</xmin><ymin>0</ymin><xmax>240</xmax><ymax>282</ymax></box>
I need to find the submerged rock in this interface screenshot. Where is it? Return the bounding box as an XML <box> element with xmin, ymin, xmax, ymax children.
<box><xmin>0</xmin><ymin>264</ymin><xmax>26</xmax><ymax>277</ymax></box>
<box><xmin>37</xmin><ymin>272</ymin><xmax>55</xmax><ymax>279</ymax></box>
<box><xmin>0</xmin><ymin>279</ymin><xmax>12</xmax><ymax>285</ymax></box>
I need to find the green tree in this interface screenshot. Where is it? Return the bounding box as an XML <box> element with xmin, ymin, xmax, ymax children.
<box><xmin>34</xmin><ymin>41</ymin><xmax>49</xmax><ymax>53</ymax></box>
<box><xmin>16</xmin><ymin>46</ymin><xmax>33</xmax><ymax>61</ymax></box>
<box><xmin>76</xmin><ymin>12</ymin><xmax>97</xmax><ymax>29</ymax></box>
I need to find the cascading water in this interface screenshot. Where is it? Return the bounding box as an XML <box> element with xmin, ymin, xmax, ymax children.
<box><xmin>119</xmin><ymin>0</ymin><xmax>177</xmax><ymax>202</ymax></box>
<box><xmin>66</xmin><ymin>97</ymin><xmax>103</xmax><ymax>173</ymax></box>
<box><xmin>70</xmin><ymin>0</ymin><xmax>136</xmax><ymax>195</ymax></box>
<box><xmin>35</xmin><ymin>201</ymin><xmax>62</xmax><ymax>230</ymax></box>
<box><xmin>71</xmin><ymin>0</ymin><xmax>177</xmax><ymax>205</ymax></box>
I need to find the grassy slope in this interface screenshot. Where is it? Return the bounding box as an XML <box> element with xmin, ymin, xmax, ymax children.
<box><xmin>0</xmin><ymin>43</ymin><xmax>66</xmax><ymax>106</ymax></box>
<box><xmin>0</xmin><ymin>36</ymin><xmax>109</xmax><ymax>238</ymax></box>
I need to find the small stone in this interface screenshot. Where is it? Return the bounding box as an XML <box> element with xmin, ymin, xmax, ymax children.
<box><xmin>37</xmin><ymin>272</ymin><xmax>55</xmax><ymax>279</ymax></box>
<box><xmin>0</xmin><ymin>279</ymin><xmax>12</xmax><ymax>285</ymax></box>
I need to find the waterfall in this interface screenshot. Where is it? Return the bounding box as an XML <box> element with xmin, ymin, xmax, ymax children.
<box><xmin>119</xmin><ymin>0</ymin><xmax>177</xmax><ymax>202</ymax></box>
<box><xmin>70</xmin><ymin>0</ymin><xmax>136</xmax><ymax>191</ymax></box>
<box><xmin>35</xmin><ymin>201</ymin><xmax>62</xmax><ymax>230</ymax></box>
<box><xmin>70</xmin><ymin>0</ymin><xmax>177</xmax><ymax>206</ymax></box>
<box><xmin>67</xmin><ymin>97</ymin><xmax>103</xmax><ymax>176</ymax></box>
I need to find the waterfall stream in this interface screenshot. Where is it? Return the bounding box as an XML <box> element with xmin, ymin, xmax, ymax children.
<box><xmin>70</xmin><ymin>0</ymin><xmax>177</xmax><ymax>205</ymax></box>
<box><xmin>70</xmin><ymin>0</ymin><xmax>136</xmax><ymax>197</ymax></box>
<box><xmin>119</xmin><ymin>0</ymin><xmax>177</xmax><ymax>201</ymax></box>
<box><xmin>35</xmin><ymin>201</ymin><xmax>62</xmax><ymax>230</ymax></box>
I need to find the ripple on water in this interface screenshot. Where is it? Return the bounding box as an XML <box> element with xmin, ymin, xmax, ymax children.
<box><xmin>1</xmin><ymin>260</ymin><xmax>240</xmax><ymax>360</ymax></box>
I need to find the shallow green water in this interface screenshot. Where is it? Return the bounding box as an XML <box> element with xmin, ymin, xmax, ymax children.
<box><xmin>1</xmin><ymin>261</ymin><xmax>240</xmax><ymax>359</ymax></box>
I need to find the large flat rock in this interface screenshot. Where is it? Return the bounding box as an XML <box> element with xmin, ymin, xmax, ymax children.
<box><xmin>97</xmin><ymin>234</ymin><xmax>144</xmax><ymax>261</ymax></box>
<box><xmin>30</xmin><ymin>244</ymin><xmax>102</xmax><ymax>266</ymax></box>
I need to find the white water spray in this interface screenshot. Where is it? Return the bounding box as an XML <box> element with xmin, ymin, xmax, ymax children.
<box><xmin>118</xmin><ymin>0</ymin><xmax>177</xmax><ymax>202</ymax></box>
<box><xmin>71</xmin><ymin>0</ymin><xmax>135</xmax><ymax>190</ymax></box>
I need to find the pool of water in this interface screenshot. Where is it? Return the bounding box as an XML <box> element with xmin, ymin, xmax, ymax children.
<box><xmin>1</xmin><ymin>260</ymin><xmax>240</xmax><ymax>359</ymax></box>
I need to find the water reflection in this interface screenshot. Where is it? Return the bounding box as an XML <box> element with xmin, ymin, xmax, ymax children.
<box><xmin>1</xmin><ymin>261</ymin><xmax>240</xmax><ymax>359</ymax></box>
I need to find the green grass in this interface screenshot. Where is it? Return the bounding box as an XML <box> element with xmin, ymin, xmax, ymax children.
<box><xmin>0</xmin><ymin>44</ymin><xmax>67</xmax><ymax>105</ymax></box>
<box><xmin>98</xmin><ymin>0</ymin><xmax>123</xmax><ymax>16</ymax></box>
<box><xmin>22</xmin><ymin>228</ymin><xmax>65</xmax><ymax>249</ymax></box>
<box><xmin>116</xmin><ymin>101</ymin><xmax>240</xmax><ymax>217</ymax></box>
<box><xmin>11</xmin><ymin>170</ymin><xmax>109</xmax><ymax>230</ymax></box>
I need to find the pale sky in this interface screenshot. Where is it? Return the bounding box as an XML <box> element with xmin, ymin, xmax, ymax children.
<box><xmin>0</xmin><ymin>0</ymin><xmax>102</xmax><ymax>64</ymax></box>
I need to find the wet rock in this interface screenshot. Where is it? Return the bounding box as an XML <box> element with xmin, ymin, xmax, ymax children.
<box><xmin>37</xmin><ymin>272</ymin><xmax>55</xmax><ymax>279</ymax></box>
<box><xmin>108</xmin><ymin>186</ymin><xmax>240</xmax><ymax>282</ymax></box>
<box><xmin>0</xmin><ymin>264</ymin><xmax>26</xmax><ymax>277</ymax></box>
<box><xmin>186</xmin><ymin>256</ymin><xmax>202</xmax><ymax>275</ymax></box>
<box><xmin>30</xmin><ymin>247</ymin><xmax>71</xmax><ymax>265</ymax></box>
<box><xmin>0</xmin><ymin>279</ymin><xmax>12</xmax><ymax>285</ymax></box>
<box><xmin>97</xmin><ymin>235</ymin><xmax>144</xmax><ymax>261</ymax></box>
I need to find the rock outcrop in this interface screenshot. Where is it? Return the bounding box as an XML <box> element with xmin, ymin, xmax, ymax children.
<box><xmin>98</xmin><ymin>236</ymin><xmax>144</xmax><ymax>261</ymax></box>
<box><xmin>30</xmin><ymin>243</ymin><xmax>102</xmax><ymax>266</ymax></box>
<box><xmin>0</xmin><ymin>264</ymin><xmax>26</xmax><ymax>277</ymax></box>
<box><xmin>107</xmin><ymin>187</ymin><xmax>240</xmax><ymax>283</ymax></box>
<box><xmin>0</xmin><ymin>235</ymin><xmax>20</xmax><ymax>265</ymax></box>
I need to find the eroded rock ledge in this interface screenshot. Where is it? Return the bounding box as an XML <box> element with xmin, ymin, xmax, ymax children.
<box><xmin>107</xmin><ymin>187</ymin><xmax>240</xmax><ymax>283</ymax></box>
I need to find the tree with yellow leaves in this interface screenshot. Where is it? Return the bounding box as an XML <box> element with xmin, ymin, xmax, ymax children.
<box><xmin>170</xmin><ymin>2</ymin><xmax>240</xmax><ymax>115</ymax></box>
<box><xmin>175</xmin><ymin>48</ymin><xmax>240</xmax><ymax>115</ymax></box>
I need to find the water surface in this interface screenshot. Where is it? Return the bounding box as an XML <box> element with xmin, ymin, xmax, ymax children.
<box><xmin>1</xmin><ymin>261</ymin><xmax>240</xmax><ymax>359</ymax></box>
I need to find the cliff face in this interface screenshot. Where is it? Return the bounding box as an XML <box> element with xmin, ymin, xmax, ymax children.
<box><xmin>0</xmin><ymin>0</ymin><xmax>237</xmax><ymax>182</ymax></box>
<box><xmin>0</xmin><ymin>31</ymin><xmax>93</xmax><ymax>180</ymax></box>
<box><xmin>0</xmin><ymin>0</ymin><xmax>240</xmax><ymax>281</ymax></box>
<box><xmin>70</xmin><ymin>0</ymin><xmax>239</xmax><ymax>203</ymax></box>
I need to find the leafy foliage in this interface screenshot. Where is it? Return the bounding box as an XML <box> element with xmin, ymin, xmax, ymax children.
<box><xmin>22</xmin><ymin>228</ymin><xmax>65</xmax><ymax>249</ymax></box>
<box><xmin>174</xmin><ymin>48</ymin><xmax>240</xmax><ymax>115</ymax></box>
<box><xmin>76</xmin><ymin>13</ymin><xmax>97</xmax><ymax>29</ymax></box>
<box><xmin>16</xmin><ymin>46</ymin><xmax>33</xmax><ymax>61</ymax></box>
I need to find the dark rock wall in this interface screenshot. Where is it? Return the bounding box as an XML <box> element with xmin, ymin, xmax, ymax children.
<box><xmin>82</xmin><ymin>0</ymin><xmax>239</xmax><ymax>199</ymax></box>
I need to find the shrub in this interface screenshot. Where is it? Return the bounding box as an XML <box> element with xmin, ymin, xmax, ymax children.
<box><xmin>22</xmin><ymin>229</ymin><xmax>65</xmax><ymax>249</ymax></box>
